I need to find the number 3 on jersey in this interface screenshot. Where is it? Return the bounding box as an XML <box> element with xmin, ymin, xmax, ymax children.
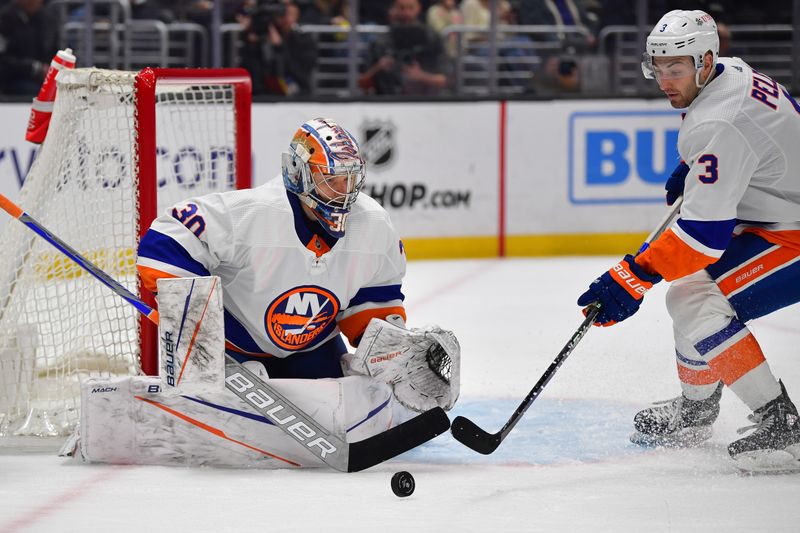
<box><xmin>172</xmin><ymin>203</ymin><xmax>206</xmax><ymax>237</ymax></box>
<box><xmin>697</xmin><ymin>154</ymin><xmax>719</xmax><ymax>184</ymax></box>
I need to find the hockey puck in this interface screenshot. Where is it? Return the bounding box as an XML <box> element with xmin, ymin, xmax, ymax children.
<box><xmin>390</xmin><ymin>471</ymin><xmax>415</xmax><ymax>497</ymax></box>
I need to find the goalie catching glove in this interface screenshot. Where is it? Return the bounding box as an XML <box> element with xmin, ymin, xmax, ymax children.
<box><xmin>342</xmin><ymin>317</ymin><xmax>460</xmax><ymax>412</ymax></box>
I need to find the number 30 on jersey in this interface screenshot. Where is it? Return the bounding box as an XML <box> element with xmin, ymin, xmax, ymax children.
<box><xmin>172</xmin><ymin>203</ymin><xmax>206</xmax><ymax>237</ymax></box>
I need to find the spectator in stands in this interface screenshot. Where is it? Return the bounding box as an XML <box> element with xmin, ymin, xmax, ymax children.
<box><xmin>459</xmin><ymin>0</ymin><xmax>514</xmax><ymax>46</ymax></box>
<box><xmin>461</xmin><ymin>0</ymin><xmax>513</xmax><ymax>29</ymax></box>
<box><xmin>359</xmin><ymin>0</ymin><xmax>449</xmax><ymax>95</ymax></box>
<box><xmin>528</xmin><ymin>48</ymin><xmax>580</xmax><ymax>95</ymax></box>
<box><xmin>516</xmin><ymin>0</ymin><xmax>597</xmax><ymax>45</ymax></box>
<box><xmin>297</xmin><ymin>0</ymin><xmax>350</xmax><ymax>59</ymax></box>
<box><xmin>426</xmin><ymin>0</ymin><xmax>462</xmax><ymax>57</ymax></box>
<box><xmin>0</xmin><ymin>0</ymin><xmax>56</xmax><ymax>96</ymax></box>
<box><xmin>514</xmin><ymin>0</ymin><xmax>597</xmax><ymax>95</ymax></box>
<box><xmin>239</xmin><ymin>0</ymin><xmax>318</xmax><ymax>96</ymax></box>
<box><xmin>458</xmin><ymin>0</ymin><xmax>540</xmax><ymax>90</ymax></box>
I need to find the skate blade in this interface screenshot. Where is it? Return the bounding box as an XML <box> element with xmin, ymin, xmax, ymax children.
<box><xmin>732</xmin><ymin>448</ymin><xmax>800</xmax><ymax>473</ymax></box>
<box><xmin>629</xmin><ymin>426</ymin><xmax>712</xmax><ymax>448</ymax></box>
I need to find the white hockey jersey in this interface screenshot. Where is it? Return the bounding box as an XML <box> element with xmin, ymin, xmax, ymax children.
<box><xmin>137</xmin><ymin>177</ymin><xmax>407</xmax><ymax>358</ymax></box>
<box><xmin>638</xmin><ymin>57</ymin><xmax>800</xmax><ymax>281</ymax></box>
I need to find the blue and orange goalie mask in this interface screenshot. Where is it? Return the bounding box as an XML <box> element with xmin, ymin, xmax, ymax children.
<box><xmin>281</xmin><ymin>118</ymin><xmax>366</xmax><ymax>238</ymax></box>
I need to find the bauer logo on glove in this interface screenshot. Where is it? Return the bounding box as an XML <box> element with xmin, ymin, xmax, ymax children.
<box><xmin>369</xmin><ymin>347</ymin><xmax>408</xmax><ymax>365</ymax></box>
<box><xmin>610</xmin><ymin>261</ymin><xmax>654</xmax><ymax>297</ymax></box>
<box><xmin>578</xmin><ymin>255</ymin><xmax>662</xmax><ymax>327</ymax></box>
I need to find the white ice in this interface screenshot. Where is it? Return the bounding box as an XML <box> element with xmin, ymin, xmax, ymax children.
<box><xmin>1</xmin><ymin>257</ymin><xmax>798</xmax><ymax>533</ymax></box>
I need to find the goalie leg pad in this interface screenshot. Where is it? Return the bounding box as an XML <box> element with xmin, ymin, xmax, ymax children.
<box><xmin>344</xmin><ymin>318</ymin><xmax>460</xmax><ymax>412</ymax></box>
<box><xmin>339</xmin><ymin>375</ymin><xmax>419</xmax><ymax>441</ymax></box>
<box><xmin>156</xmin><ymin>276</ymin><xmax>225</xmax><ymax>395</ymax></box>
<box><xmin>73</xmin><ymin>374</ymin><xmax>344</xmax><ymax>468</ymax></box>
<box><xmin>70</xmin><ymin>372</ymin><xmax>416</xmax><ymax>468</ymax></box>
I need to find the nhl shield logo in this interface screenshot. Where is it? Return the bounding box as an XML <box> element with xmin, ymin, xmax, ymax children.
<box><xmin>361</xmin><ymin>120</ymin><xmax>395</xmax><ymax>168</ymax></box>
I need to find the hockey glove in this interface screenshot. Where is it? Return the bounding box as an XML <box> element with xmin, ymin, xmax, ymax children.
<box><xmin>665</xmin><ymin>161</ymin><xmax>689</xmax><ymax>206</ymax></box>
<box><xmin>577</xmin><ymin>255</ymin><xmax>662</xmax><ymax>327</ymax></box>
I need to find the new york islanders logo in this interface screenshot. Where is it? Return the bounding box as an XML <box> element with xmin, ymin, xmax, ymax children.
<box><xmin>265</xmin><ymin>286</ymin><xmax>340</xmax><ymax>351</ymax></box>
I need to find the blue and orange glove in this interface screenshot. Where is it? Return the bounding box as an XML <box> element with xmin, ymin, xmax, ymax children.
<box><xmin>665</xmin><ymin>161</ymin><xmax>689</xmax><ymax>206</ymax></box>
<box><xmin>577</xmin><ymin>254</ymin><xmax>662</xmax><ymax>326</ymax></box>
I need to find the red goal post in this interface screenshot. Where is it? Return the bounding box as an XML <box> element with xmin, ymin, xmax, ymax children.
<box><xmin>135</xmin><ymin>68</ymin><xmax>252</xmax><ymax>377</ymax></box>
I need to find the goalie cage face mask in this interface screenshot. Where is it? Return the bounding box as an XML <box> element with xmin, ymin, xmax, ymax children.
<box><xmin>282</xmin><ymin>118</ymin><xmax>366</xmax><ymax>239</ymax></box>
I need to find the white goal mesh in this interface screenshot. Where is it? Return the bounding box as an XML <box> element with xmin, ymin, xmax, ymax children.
<box><xmin>0</xmin><ymin>68</ymin><xmax>250</xmax><ymax>436</ymax></box>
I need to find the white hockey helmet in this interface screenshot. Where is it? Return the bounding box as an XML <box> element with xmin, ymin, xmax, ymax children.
<box><xmin>281</xmin><ymin>118</ymin><xmax>366</xmax><ymax>238</ymax></box>
<box><xmin>642</xmin><ymin>10</ymin><xmax>719</xmax><ymax>83</ymax></box>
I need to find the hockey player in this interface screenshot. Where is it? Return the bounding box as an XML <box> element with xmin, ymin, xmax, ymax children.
<box><xmin>63</xmin><ymin>118</ymin><xmax>459</xmax><ymax>468</ymax></box>
<box><xmin>577</xmin><ymin>10</ymin><xmax>800</xmax><ymax>471</ymax></box>
<box><xmin>138</xmin><ymin>117</ymin><xmax>407</xmax><ymax>378</ymax></box>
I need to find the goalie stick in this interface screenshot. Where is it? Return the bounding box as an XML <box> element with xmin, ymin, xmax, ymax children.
<box><xmin>0</xmin><ymin>193</ymin><xmax>450</xmax><ymax>472</ymax></box>
<box><xmin>451</xmin><ymin>198</ymin><xmax>684</xmax><ymax>454</ymax></box>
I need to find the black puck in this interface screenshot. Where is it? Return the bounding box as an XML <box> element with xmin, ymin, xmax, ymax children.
<box><xmin>390</xmin><ymin>471</ymin><xmax>415</xmax><ymax>497</ymax></box>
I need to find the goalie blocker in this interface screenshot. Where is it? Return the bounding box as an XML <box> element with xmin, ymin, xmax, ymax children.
<box><xmin>64</xmin><ymin>278</ymin><xmax>459</xmax><ymax>468</ymax></box>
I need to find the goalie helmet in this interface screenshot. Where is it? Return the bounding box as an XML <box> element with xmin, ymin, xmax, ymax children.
<box><xmin>281</xmin><ymin>118</ymin><xmax>366</xmax><ymax>238</ymax></box>
<box><xmin>641</xmin><ymin>10</ymin><xmax>719</xmax><ymax>87</ymax></box>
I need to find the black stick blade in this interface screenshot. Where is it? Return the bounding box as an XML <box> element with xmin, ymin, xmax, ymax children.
<box><xmin>451</xmin><ymin>416</ymin><xmax>503</xmax><ymax>455</ymax></box>
<box><xmin>347</xmin><ymin>407</ymin><xmax>451</xmax><ymax>472</ymax></box>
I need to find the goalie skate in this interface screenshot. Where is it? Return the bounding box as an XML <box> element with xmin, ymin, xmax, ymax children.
<box><xmin>630</xmin><ymin>383</ymin><xmax>722</xmax><ymax>448</ymax></box>
<box><xmin>729</xmin><ymin>381</ymin><xmax>800</xmax><ymax>473</ymax></box>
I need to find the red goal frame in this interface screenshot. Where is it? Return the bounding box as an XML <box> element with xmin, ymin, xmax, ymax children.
<box><xmin>134</xmin><ymin>68</ymin><xmax>252</xmax><ymax>375</ymax></box>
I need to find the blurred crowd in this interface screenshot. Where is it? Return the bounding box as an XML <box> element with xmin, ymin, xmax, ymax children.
<box><xmin>0</xmin><ymin>0</ymin><xmax>795</xmax><ymax>97</ymax></box>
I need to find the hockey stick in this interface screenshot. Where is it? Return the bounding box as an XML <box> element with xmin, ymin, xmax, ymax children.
<box><xmin>0</xmin><ymin>193</ymin><xmax>450</xmax><ymax>472</ymax></box>
<box><xmin>451</xmin><ymin>198</ymin><xmax>684</xmax><ymax>454</ymax></box>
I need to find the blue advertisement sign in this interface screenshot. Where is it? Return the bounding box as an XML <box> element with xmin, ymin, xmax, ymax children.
<box><xmin>568</xmin><ymin>110</ymin><xmax>683</xmax><ymax>204</ymax></box>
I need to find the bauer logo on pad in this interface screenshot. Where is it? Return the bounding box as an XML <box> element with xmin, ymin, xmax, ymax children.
<box><xmin>264</xmin><ymin>286</ymin><xmax>340</xmax><ymax>350</ymax></box>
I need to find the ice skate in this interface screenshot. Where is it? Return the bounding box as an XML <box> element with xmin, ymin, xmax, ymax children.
<box><xmin>630</xmin><ymin>383</ymin><xmax>722</xmax><ymax>447</ymax></box>
<box><xmin>729</xmin><ymin>381</ymin><xmax>800</xmax><ymax>473</ymax></box>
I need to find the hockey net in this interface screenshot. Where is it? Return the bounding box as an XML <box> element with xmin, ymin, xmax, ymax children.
<box><xmin>0</xmin><ymin>68</ymin><xmax>251</xmax><ymax>437</ymax></box>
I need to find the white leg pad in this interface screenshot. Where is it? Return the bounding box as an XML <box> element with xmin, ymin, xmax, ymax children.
<box><xmin>339</xmin><ymin>375</ymin><xmax>418</xmax><ymax>442</ymax></box>
<box><xmin>156</xmin><ymin>276</ymin><xmax>225</xmax><ymax>395</ymax></box>
<box><xmin>75</xmin><ymin>372</ymin><xmax>416</xmax><ymax>468</ymax></box>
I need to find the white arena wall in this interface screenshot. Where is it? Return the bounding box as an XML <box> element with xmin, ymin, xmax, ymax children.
<box><xmin>0</xmin><ymin>99</ymin><xmax>684</xmax><ymax>259</ymax></box>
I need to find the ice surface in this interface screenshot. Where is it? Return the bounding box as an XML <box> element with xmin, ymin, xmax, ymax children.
<box><xmin>1</xmin><ymin>257</ymin><xmax>798</xmax><ymax>532</ymax></box>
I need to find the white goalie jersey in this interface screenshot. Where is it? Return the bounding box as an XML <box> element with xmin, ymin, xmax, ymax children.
<box><xmin>136</xmin><ymin>177</ymin><xmax>407</xmax><ymax>358</ymax></box>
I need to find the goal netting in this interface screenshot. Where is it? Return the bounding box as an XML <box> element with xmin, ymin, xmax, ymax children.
<box><xmin>0</xmin><ymin>67</ymin><xmax>251</xmax><ymax>437</ymax></box>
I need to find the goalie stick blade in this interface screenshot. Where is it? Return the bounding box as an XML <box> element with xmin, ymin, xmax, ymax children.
<box><xmin>450</xmin><ymin>416</ymin><xmax>503</xmax><ymax>455</ymax></box>
<box><xmin>346</xmin><ymin>407</ymin><xmax>451</xmax><ymax>472</ymax></box>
